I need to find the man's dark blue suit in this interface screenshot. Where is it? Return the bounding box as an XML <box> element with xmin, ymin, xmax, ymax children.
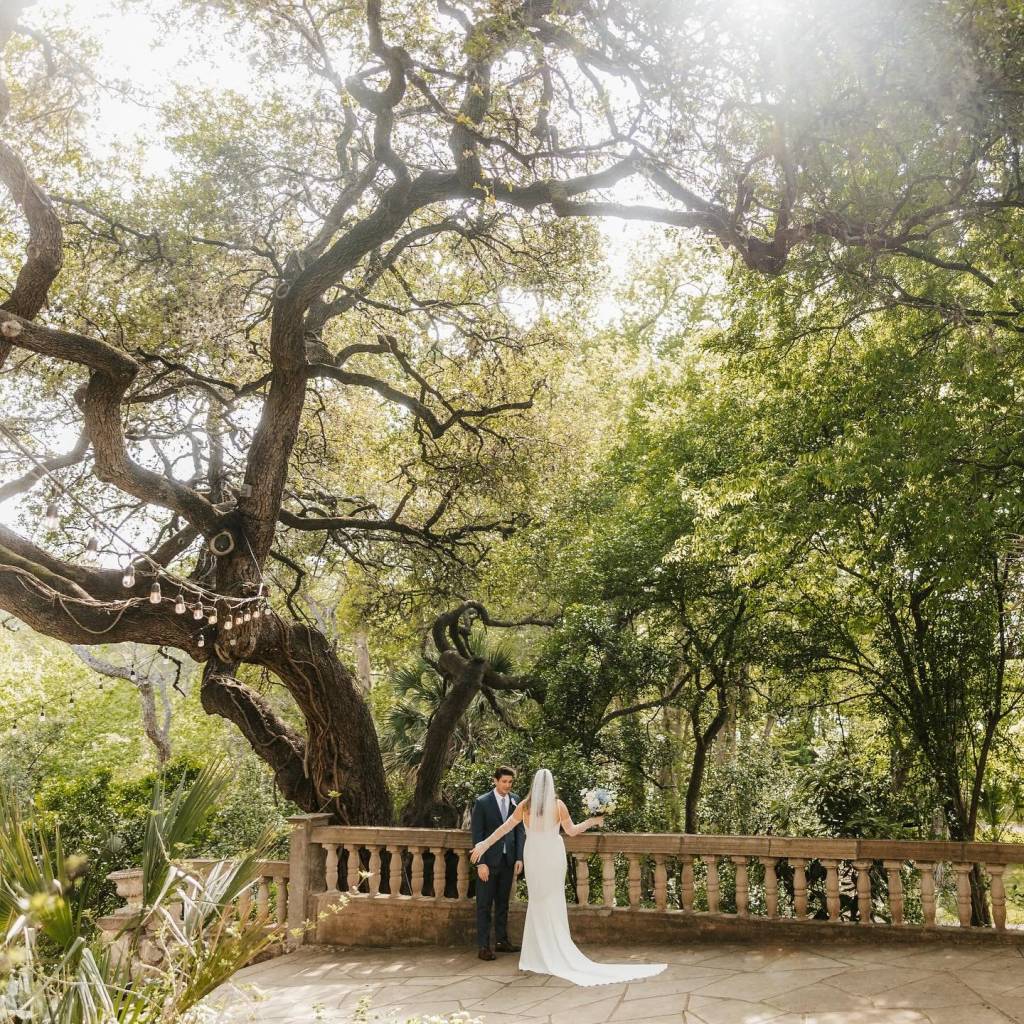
<box><xmin>471</xmin><ymin>789</ymin><xmax>526</xmax><ymax>949</ymax></box>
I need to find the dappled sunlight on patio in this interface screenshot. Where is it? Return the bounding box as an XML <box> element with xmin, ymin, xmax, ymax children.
<box><xmin>207</xmin><ymin>941</ymin><xmax>1024</xmax><ymax>1024</ymax></box>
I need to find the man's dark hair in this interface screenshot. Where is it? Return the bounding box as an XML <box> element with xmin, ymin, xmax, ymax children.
<box><xmin>494</xmin><ymin>766</ymin><xmax>516</xmax><ymax>780</ymax></box>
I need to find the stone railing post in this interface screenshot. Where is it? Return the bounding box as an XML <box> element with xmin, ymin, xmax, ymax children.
<box><xmin>734</xmin><ymin>857</ymin><xmax>749</xmax><ymax>917</ymax></box>
<box><xmin>574</xmin><ymin>854</ymin><xmax>590</xmax><ymax>905</ymax></box>
<box><xmin>681</xmin><ymin>857</ymin><xmax>695</xmax><ymax>912</ymax></box>
<box><xmin>821</xmin><ymin>859</ymin><xmax>840</xmax><ymax>921</ymax></box>
<box><xmin>286</xmin><ymin>813</ymin><xmax>332</xmax><ymax>949</ymax></box>
<box><xmin>763</xmin><ymin>858</ymin><xmax>778</xmax><ymax>918</ymax></box>
<box><xmin>988</xmin><ymin>864</ymin><xmax>1006</xmax><ymax>931</ymax></box>
<box><xmin>918</xmin><ymin>862</ymin><xmax>937</xmax><ymax>926</ymax></box>
<box><xmin>653</xmin><ymin>855</ymin><xmax>668</xmax><ymax>911</ymax></box>
<box><xmin>884</xmin><ymin>860</ymin><xmax>904</xmax><ymax>925</ymax></box>
<box><xmin>703</xmin><ymin>855</ymin><xmax>720</xmax><ymax>914</ymax></box>
<box><xmin>954</xmin><ymin>862</ymin><xmax>974</xmax><ymax>928</ymax></box>
<box><xmin>853</xmin><ymin>859</ymin><xmax>872</xmax><ymax>924</ymax></box>
<box><xmin>792</xmin><ymin>859</ymin><xmax>808</xmax><ymax>918</ymax></box>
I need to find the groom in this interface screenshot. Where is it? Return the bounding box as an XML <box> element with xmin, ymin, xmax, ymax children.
<box><xmin>471</xmin><ymin>766</ymin><xmax>525</xmax><ymax>961</ymax></box>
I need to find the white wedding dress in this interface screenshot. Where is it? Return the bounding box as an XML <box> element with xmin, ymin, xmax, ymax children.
<box><xmin>515</xmin><ymin>770</ymin><xmax>667</xmax><ymax>987</ymax></box>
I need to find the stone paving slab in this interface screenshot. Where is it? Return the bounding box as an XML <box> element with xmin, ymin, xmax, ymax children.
<box><xmin>205</xmin><ymin>941</ymin><xmax>1024</xmax><ymax>1024</ymax></box>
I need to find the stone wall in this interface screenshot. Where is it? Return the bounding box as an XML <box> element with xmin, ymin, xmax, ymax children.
<box><xmin>313</xmin><ymin>891</ymin><xmax>1024</xmax><ymax>949</ymax></box>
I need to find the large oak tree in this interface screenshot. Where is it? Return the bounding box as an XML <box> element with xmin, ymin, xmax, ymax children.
<box><xmin>1</xmin><ymin>0</ymin><xmax>1022</xmax><ymax>824</ymax></box>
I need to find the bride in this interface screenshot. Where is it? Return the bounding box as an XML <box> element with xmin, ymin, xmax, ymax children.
<box><xmin>470</xmin><ymin>768</ymin><xmax>667</xmax><ymax>987</ymax></box>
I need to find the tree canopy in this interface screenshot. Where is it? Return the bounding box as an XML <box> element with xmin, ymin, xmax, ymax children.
<box><xmin>2</xmin><ymin>0</ymin><xmax>1024</xmax><ymax>864</ymax></box>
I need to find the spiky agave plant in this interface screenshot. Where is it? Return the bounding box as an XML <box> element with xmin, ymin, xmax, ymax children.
<box><xmin>0</xmin><ymin>764</ymin><xmax>285</xmax><ymax>1023</ymax></box>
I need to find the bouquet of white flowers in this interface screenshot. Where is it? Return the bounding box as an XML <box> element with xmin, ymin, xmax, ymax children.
<box><xmin>580</xmin><ymin>786</ymin><xmax>617</xmax><ymax>815</ymax></box>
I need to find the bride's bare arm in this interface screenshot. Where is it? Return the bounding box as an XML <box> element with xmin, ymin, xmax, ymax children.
<box><xmin>557</xmin><ymin>800</ymin><xmax>603</xmax><ymax>837</ymax></box>
<box><xmin>469</xmin><ymin>802</ymin><xmax>525</xmax><ymax>863</ymax></box>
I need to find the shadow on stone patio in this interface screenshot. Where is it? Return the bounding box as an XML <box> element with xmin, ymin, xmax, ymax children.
<box><xmin>205</xmin><ymin>940</ymin><xmax>1024</xmax><ymax>1024</ymax></box>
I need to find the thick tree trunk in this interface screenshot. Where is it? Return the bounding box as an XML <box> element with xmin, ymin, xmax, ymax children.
<box><xmin>200</xmin><ymin>662</ymin><xmax>320</xmax><ymax>812</ymax></box>
<box><xmin>252</xmin><ymin>621</ymin><xmax>393</xmax><ymax>825</ymax></box>
<box><xmin>401</xmin><ymin>656</ymin><xmax>486</xmax><ymax>826</ymax></box>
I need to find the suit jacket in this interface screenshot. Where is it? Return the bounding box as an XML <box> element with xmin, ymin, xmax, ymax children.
<box><xmin>471</xmin><ymin>789</ymin><xmax>526</xmax><ymax>869</ymax></box>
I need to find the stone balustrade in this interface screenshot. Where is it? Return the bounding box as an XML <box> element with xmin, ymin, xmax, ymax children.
<box><xmin>98</xmin><ymin>857</ymin><xmax>291</xmax><ymax>964</ymax></box>
<box><xmin>101</xmin><ymin>819</ymin><xmax>1024</xmax><ymax>952</ymax></box>
<box><xmin>292</xmin><ymin>821</ymin><xmax>1024</xmax><ymax>948</ymax></box>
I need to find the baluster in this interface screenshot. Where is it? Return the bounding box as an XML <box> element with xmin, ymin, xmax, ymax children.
<box><xmin>653</xmin><ymin>855</ymin><xmax>668</xmax><ymax>912</ymax></box>
<box><xmin>703</xmin><ymin>856</ymin><xmax>720</xmax><ymax>914</ymax></box>
<box><xmin>457</xmin><ymin>850</ymin><xmax>470</xmax><ymax>899</ymax></box>
<box><xmin>349</xmin><ymin>845</ymin><xmax>366</xmax><ymax>892</ymax></box>
<box><xmin>237</xmin><ymin>883</ymin><xmax>252</xmax><ymax>924</ymax></box>
<box><xmin>918</xmin><ymin>862</ymin><xmax>937</xmax><ymax>926</ymax></box>
<box><xmin>574</xmin><ymin>855</ymin><xmax>590</xmax><ymax>905</ymax></box>
<box><xmin>409</xmin><ymin>847</ymin><xmax>424</xmax><ymax>898</ymax></box>
<box><xmin>600</xmin><ymin>853</ymin><xmax>616</xmax><ymax>907</ymax></box>
<box><xmin>954</xmin><ymin>863</ymin><xmax>973</xmax><ymax>927</ymax></box>
<box><xmin>763</xmin><ymin>858</ymin><xmax>778</xmax><ymax>918</ymax></box>
<box><xmin>256</xmin><ymin>878</ymin><xmax>270</xmax><ymax>919</ymax></box>
<box><xmin>325</xmin><ymin>844</ymin><xmax>340</xmax><ymax>893</ymax></box>
<box><xmin>681</xmin><ymin>856</ymin><xmax>694</xmax><ymax>912</ymax></box>
<box><xmin>792</xmin><ymin>859</ymin><xmax>808</xmax><ymax>918</ymax></box>
<box><xmin>734</xmin><ymin>857</ymin><xmax>749</xmax><ymax>917</ymax></box>
<box><xmin>368</xmin><ymin>847</ymin><xmax>382</xmax><ymax>896</ymax></box>
<box><xmin>988</xmin><ymin>865</ymin><xmax>1006</xmax><ymax>931</ymax></box>
<box><xmin>384</xmin><ymin>845</ymin><xmax>400</xmax><ymax>897</ymax></box>
<box><xmin>884</xmin><ymin>860</ymin><xmax>904</xmax><ymax>925</ymax></box>
<box><xmin>274</xmin><ymin>876</ymin><xmax>288</xmax><ymax>925</ymax></box>
<box><xmin>853</xmin><ymin>859</ymin><xmax>872</xmax><ymax>924</ymax></box>
<box><xmin>821</xmin><ymin>860</ymin><xmax>840</xmax><ymax>921</ymax></box>
<box><xmin>627</xmin><ymin>855</ymin><xmax>641</xmax><ymax>908</ymax></box>
<box><xmin>430</xmin><ymin>847</ymin><xmax>445</xmax><ymax>899</ymax></box>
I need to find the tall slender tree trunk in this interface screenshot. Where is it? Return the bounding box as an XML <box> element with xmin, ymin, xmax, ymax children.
<box><xmin>684</xmin><ymin>679</ymin><xmax>730</xmax><ymax>834</ymax></box>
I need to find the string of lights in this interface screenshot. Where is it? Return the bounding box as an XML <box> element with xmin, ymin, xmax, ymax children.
<box><xmin>0</xmin><ymin>423</ymin><xmax>276</xmax><ymax>644</ymax></box>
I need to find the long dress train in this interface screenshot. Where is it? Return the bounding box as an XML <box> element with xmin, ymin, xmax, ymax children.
<box><xmin>519</xmin><ymin>822</ymin><xmax>667</xmax><ymax>986</ymax></box>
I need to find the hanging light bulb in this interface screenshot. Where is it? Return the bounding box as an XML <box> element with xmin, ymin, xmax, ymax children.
<box><xmin>10</xmin><ymin>724</ymin><xmax>18</xmax><ymax>737</ymax></box>
<box><xmin>192</xmin><ymin>603</ymin><xmax>204</xmax><ymax>620</ymax></box>
<box><xmin>207</xmin><ymin>608</ymin><xmax>218</xmax><ymax>625</ymax></box>
<box><xmin>43</xmin><ymin>502</ymin><xmax>59</xmax><ymax>531</ymax></box>
<box><xmin>223</xmin><ymin>615</ymin><xmax>233</xmax><ymax>631</ymax></box>
<box><xmin>84</xmin><ymin>534</ymin><xmax>99</xmax><ymax>563</ymax></box>
<box><xmin>38</xmin><ymin>709</ymin><xmax>46</xmax><ymax>722</ymax></box>
<box><xmin>174</xmin><ymin>592</ymin><xmax>186</xmax><ymax>614</ymax></box>
<box><xmin>197</xmin><ymin>635</ymin><xmax>205</xmax><ymax>649</ymax></box>
<box><xmin>122</xmin><ymin>564</ymin><xmax>136</xmax><ymax>589</ymax></box>
<box><xmin>129</xmin><ymin>668</ymin><xmax>137</xmax><ymax>683</ymax></box>
<box><xmin>149</xmin><ymin>581</ymin><xmax>161</xmax><ymax>604</ymax></box>
<box><xmin>229</xmin><ymin>636</ymin><xmax>236</xmax><ymax>646</ymax></box>
<box><xmin>244</xmin><ymin>609</ymin><xmax>252</xmax><ymax>622</ymax></box>
<box><xmin>69</xmin><ymin>693</ymin><xmax>76</xmax><ymax>707</ymax></box>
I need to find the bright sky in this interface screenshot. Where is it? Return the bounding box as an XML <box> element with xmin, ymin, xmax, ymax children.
<box><xmin>32</xmin><ymin>0</ymin><xmax>252</xmax><ymax>171</ymax></box>
<box><xmin>1</xmin><ymin>0</ymin><xmax>672</xmax><ymax>538</ymax></box>
<box><xmin>34</xmin><ymin>0</ymin><xmax>656</xmax><ymax>256</ymax></box>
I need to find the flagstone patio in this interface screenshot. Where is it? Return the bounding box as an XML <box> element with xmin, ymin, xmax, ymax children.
<box><xmin>207</xmin><ymin>940</ymin><xmax>1024</xmax><ymax>1024</ymax></box>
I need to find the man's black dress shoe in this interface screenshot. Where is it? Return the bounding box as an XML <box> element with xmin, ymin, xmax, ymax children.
<box><xmin>478</xmin><ymin>948</ymin><xmax>496</xmax><ymax>961</ymax></box>
<box><xmin>494</xmin><ymin>941</ymin><xmax>520</xmax><ymax>953</ymax></box>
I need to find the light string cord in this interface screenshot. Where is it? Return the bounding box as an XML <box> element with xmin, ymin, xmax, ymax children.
<box><xmin>0</xmin><ymin>421</ymin><xmax>271</xmax><ymax>614</ymax></box>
